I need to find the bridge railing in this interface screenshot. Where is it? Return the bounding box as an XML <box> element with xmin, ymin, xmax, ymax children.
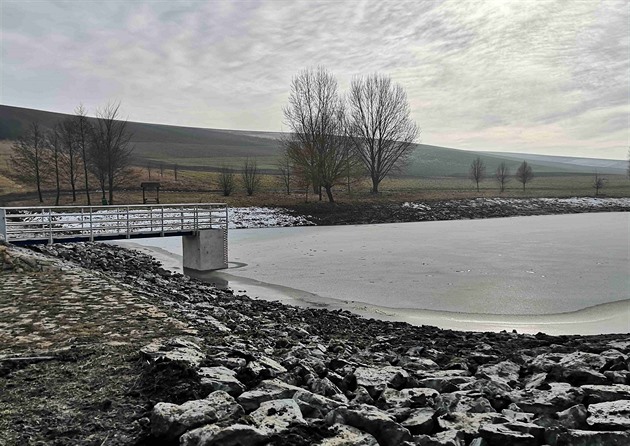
<box><xmin>0</xmin><ymin>203</ymin><xmax>228</xmax><ymax>245</ymax></box>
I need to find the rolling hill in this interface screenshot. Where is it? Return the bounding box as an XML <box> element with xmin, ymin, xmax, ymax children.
<box><xmin>1</xmin><ymin>104</ymin><xmax>625</xmax><ymax>176</ymax></box>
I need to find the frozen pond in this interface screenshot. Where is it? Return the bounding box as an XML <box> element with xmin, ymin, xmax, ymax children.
<box><xmin>118</xmin><ymin>213</ymin><xmax>629</xmax><ymax>335</ymax></box>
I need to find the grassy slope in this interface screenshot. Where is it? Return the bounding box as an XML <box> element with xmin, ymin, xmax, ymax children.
<box><xmin>1</xmin><ymin>104</ymin><xmax>629</xmax><ymax>206</ymax></box>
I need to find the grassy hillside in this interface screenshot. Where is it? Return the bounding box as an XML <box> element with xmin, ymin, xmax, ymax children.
<box><xmin>1</xmin><ymin>104</ymin><xmax>626</xmax><ymax>178</ymax></box>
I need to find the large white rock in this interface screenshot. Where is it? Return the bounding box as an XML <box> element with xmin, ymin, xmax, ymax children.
<box><xmin>318</xmin><ymin>424</ymin><xmax>379</xmax><ymax>446</ymax></box>
<box><xmin>198</xmin><ymin>366</ymin><xmax>245</xmax><ymax>396</ymax></box>
<box><xmin>238</xmin><ymin>378</ymin><xmax>303</xmax><ymax>412</ymax></box>
<box><xmin>509</xmin><ymin>383</ymin><xmax>585</xmax><ymax>415</ymax></box>
<box><xmin>581</xmin><ymin>384</ymin><xmax>630</xmax><ymax>404</ymax></box>
<box><xmin>150</xmin><ymin>391</ymin><xmax>243</xmax><ymax>440</ymax></box>
<box><xmin>180</xmin><ymin>423</ymin><xmax>267</xmax><ymax>446</ymax></box>
<box><xmin>558</xmin><ymin>429</ymin><xmax>630</xmax><ymax>446</ymax></box>
<box><xmin>293</xmin><ymin>389</ymin><xmax>346</xmax><ymax>418</ymax></box>
<box><xmin>587</xmin><ymin>400</ymin><xmax>630</xmax><ymax>430</ymax></box>
<box><xmin>141</xmin><ymin>337</ymin><xmax>205</xmax><ymax>369</ymax></box>
<box><xmin>353</xmin><ymin>365</ymin><xmax>409</xmax><ymax>396</ymax></box>
<box><xmin>479</xmin><ymin>423</ymin><xmax>537</xmax><ymax>446</ymax></box>
<box><xmin>326</xmin><ymin>404</ymin><xmax>412</xmax><ymax>446</ymax></box>
<box><xmin>476</xmin><ymin>361</ymin><xmax>520</xmax><ymax>388</ymax></box>
<box><xmin>249</xmin><ymin>398</ymin><xmax>306</xmax><ymax>435</ymax></box>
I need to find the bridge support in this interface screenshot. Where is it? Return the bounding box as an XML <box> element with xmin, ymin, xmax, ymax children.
<box><xmin>182</xmin><ymin>228</ymin><xmax>227</xmax><ymax>271</ymax></box>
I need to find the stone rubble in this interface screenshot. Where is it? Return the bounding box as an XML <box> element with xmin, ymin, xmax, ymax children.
<box><xmin>30</xmin><ymin>241</ymin><xmax>630</xmax><ymax>446</ymax></box>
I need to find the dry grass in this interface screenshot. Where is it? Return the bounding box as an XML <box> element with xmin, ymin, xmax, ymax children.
<box><xmin>1</xmin><ymin>152</ymin><xmax>629</xmax><ymax>207</ymax></box>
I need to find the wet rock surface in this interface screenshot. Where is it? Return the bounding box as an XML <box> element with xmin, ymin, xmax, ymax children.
<box><xmin>11</xmin><ymin>242</ymin><xmax>630</xmax><ymax>445</ymax></box>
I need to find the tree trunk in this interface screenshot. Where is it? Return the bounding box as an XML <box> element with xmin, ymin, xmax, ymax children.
<box><xmin>36</xmin><ymin>176</ymin><xmax>43</xmax><ymax>202</ymax></box>
<box><xmin>83</xmin><ymin>157</ymin><xmax>91</xmax><ymax>205</ymax></box>
<box><xmin>371</xmin><ymin>176</ymin><xmax>379</xmax><ymax>194</ymax></box>
<box><xmin>476</xmin><ymin>180</ymin><xmax>479</xmax><ymax>192</ymax></box>
<box><xmin>324</xmin><ymin>185</ymin><xmax>334</xmax><ymax>203</ymax></box>
<box><xmin>70</xmin><ymin>175</ymin><xmax>76</xmax><ymax>201</ymax></box>
<box><xmin>54</xmin><ymin>153</ymin><xmax>61</xmax><ymax>206</ymax></box>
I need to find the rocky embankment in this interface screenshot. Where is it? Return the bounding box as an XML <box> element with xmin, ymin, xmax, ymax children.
<box><xmin>29</xmin><ymin>242</ymin><xmax>630</xmax><ymax>446</ymax></box>
<box><xmin>286</xmin><ymin>197</ymin><xmax>630</xmax><ymax>226</ymax></box>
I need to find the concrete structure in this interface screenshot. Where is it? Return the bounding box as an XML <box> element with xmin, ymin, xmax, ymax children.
<box><xmin>182</xmin><ymin>228</ymin><xmax>228</xmax><ymax>271</ymax></box>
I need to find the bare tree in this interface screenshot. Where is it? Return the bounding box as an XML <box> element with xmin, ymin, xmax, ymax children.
<box><xmin>74</xmin><ymin>105</ymin><xmax>92</xmax><ymax>205</ymax></box>
<box><xmin>469</xmin><ymin>156</ymin><xmax>486</xmax><ymax>192</ymax></box>
<box><xmin>9</xmin><ymin>122</ymin><xmax>46</xmax><ymax>202</ymax></box>
<box><xmin>277</xmin><ymin>151</ymin><xmax>292</xmax><ymax>195</ymax></box>
<box><xmin>241</xmin><ymin>158</ymin><xmax>260</xmax><ymax>196</ymax></box>
<box><xmin>89</xmin><ymin>102</ymin><xmax>134</xmax><ymax>205</ymax></box>
<box><xmin>58</xmin><ymin>117</ymin><xmax>81</xmax><ymax>201</ymax></box>
<box><xmin>495</xmin><ymin>162</ymin><xmax>510</xmax><ymax>193</ymax></box>
<box><xmin>347</xmin><ymin>73</ymin><xmax>418</xmax><ymax>194</ymax></box>
<box><xmin>218</xmin><ymin>165</ymin><xmax>235</xmax><ymax>196</ymax></box>
<box><xmin>593</xmin><ymin>172</ymin><xmax>606</xmax><ymax>196</ymax></box>
<box><xmin>515</xmin><ymin>161</ymin><xmax>534</xmax><ymax>192</ymax></box>
<box><xmin>282</xmin><ymin>67</ymin><xmax>354</xmax><ymax>202</ymax></box>
<box><xmin>47</xmin><ymin>127</ymin><xmax>63</xmax><ymax>205</ymax></box>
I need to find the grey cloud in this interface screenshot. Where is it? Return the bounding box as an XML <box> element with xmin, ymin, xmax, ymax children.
<box><xmin>1</xmin><ymin>0</ymin><xmax>628</xmax><ymax>157</ymax></box>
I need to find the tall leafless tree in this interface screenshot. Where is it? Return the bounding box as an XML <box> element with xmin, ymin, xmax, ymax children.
<box><xmin>276</xmin><ymin>151</ymin><xmax>292</xmax><ymax>195</ymax></box>
<box><xmin>241</xmin><ymin>158</ymin><xmax>260</xmax><ymax>196</ymax></box>
<box><xmin>58</xmin><ymin>117</ymin><xmax>82</xmax><ymax>202</ymax></box>
<box><xmin>469</xmin><ymin>156</ymin><xmax>486</xmax><ymax>192</ymax></box>
<box><xmin>89</xmin><ymin>102</ymin><xmax>134</xmax><ymax>205</ymax></box>
<box><xmin>282</xmin><ymin>67</ymin><xmax>354</xmax><ymax>202</ymax></box>
<box><xmin>495</xmin><ymin>161</ymin><xmax>510</xmax><ymax>193</ymax></box>
<box><xmin>10</xmin><ymin>122</ymin><xmax>46</xmax><ymax>202</ymax></box>
<box><xmin>47</xmin><ymin>127</ymin><xmax>63</xmax><ymax>205</ymax></box>
<box><xmin>218</xmin><ymin>165</ymin><xmax>235</xmax><ymax>196</ymax></box>
<box><xmin>347</xmin><ymin>73</ymin><xmax>418</xmax><ymax>194</ymax></box>
<box><xmin>515</xmin><ymin>161</ymin><xmax>534</xmax><ymax>192</ymax></box>
<box><xmin>74</xmin><ymin>105</ymin><xmax>93</xmax><ymax>205</ymax></box>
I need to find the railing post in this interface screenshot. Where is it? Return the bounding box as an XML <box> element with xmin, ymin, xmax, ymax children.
<box><xmin>48</xmin><ymin>208</ymin><xmax>53</xmax><ymax>244</ymax></box>
<box><xmin>89</xmin><ymin>207</ymin><xmax>94</xmax><ymax>242</ymax></box>
<box><xmin>161</xmin><ymin>206</ymin><xmax>164</xmax><ymax>236</ymax></box>
<box><xmin>0</xmin><ymin>208</ymin><xmax>7</xmax><ymax>243</ymax></box>
<box><xmin>224</xmin><ymin>204</ymin><xmax>229</xmax><ymax>264</ymax></box>
<box><xmin>126</xmin><ymin>206</ymin><xmax>130</xmax><ymax>238</ymax></box>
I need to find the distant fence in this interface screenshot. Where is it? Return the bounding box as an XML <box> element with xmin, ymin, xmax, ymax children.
<box><xmin>0</xmin><ymin>204</ymin><xmax>228</xmax><ymax>246</ymax></box>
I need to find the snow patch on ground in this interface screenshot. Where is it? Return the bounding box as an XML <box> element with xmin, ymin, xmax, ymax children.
<box><xmin>402</xmin><ymin>197</ymin><xmax>630</xmax><ymax>210</ymax></box>
<box><xmin>228</xmin><ymin>207</ymin><xmax>313</xmax><ymax>229</ymax></box>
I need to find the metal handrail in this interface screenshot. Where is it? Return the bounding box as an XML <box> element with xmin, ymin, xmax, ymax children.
<box><xmin>0</xmin><ymin>203</ymin><xmax>228</xmax><ymax>244</ymax></box>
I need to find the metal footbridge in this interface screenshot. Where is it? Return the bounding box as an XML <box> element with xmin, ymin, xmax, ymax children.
<box><xmin>0</xmin><ymin>204</ymin><xmax>229</xmax><ymax>269</ymax></box>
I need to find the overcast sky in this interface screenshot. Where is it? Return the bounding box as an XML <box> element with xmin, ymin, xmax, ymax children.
<box><xmin>2</xmin><ymin>0</ymin><xmax>628</xmax><ymax>159</ymax></box>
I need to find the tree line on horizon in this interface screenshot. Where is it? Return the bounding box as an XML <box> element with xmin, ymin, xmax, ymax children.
<box><xmin>469</xmin><ymin>156</ymin><xmax>611</xmax><ymax>196</ymax></box>
<box><xmin>9</xmin><ymin>103</ymin><xmax>134</xmax><ymax>205</ymax></box>
<box><xmin>469</xmin><ymin>157</ymin><xmax>534</xmax><ymax>193</ymax></box>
